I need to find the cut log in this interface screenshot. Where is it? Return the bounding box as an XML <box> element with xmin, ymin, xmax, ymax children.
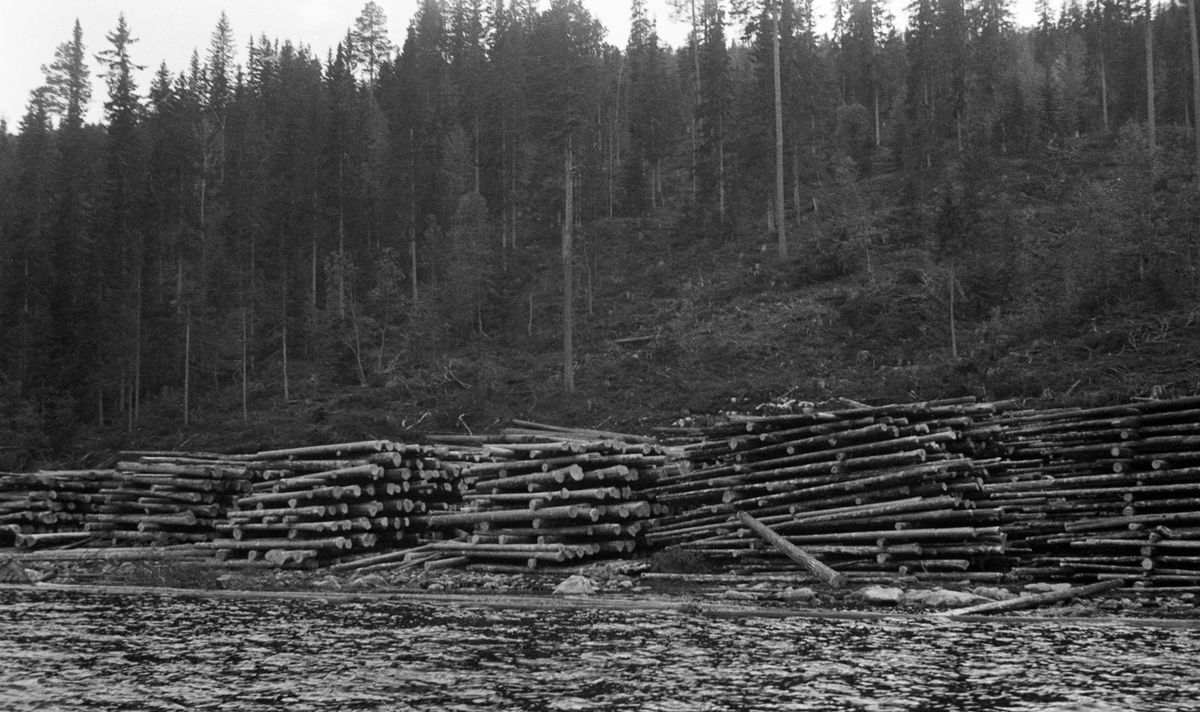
<box><xmin>736</xmin><ymin>510</ymin><xmax>846</xmax><ymax>588</ymax></box>
<box><xmin>945</xmin><ymin>579</ymin><xmax>1125</xmax><ymax>617</ymax></box>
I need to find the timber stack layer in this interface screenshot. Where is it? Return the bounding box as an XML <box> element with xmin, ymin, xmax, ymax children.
<box><xmin>0</xmin><ymin>441</ymin><xmax>467</xmax><ymax>569</ymax></box>
<box><xmin>2</xmin><ymin>396</ymin><xmax>1200</xmax><ymax>588</ymax></box>
<box><xmin>0</xmin><ymin>461</ymin><xmax>251</xmax><ymax>549</ymax></box>
<box><xmin>647</xmin><ymin>395</ymin><xmax>1200</xmax><ymax>589</ymax></box>
<box><xmin>335</xmin><ymin>420</ymin><xmax>678</xmax><ymax>574</ymax></box>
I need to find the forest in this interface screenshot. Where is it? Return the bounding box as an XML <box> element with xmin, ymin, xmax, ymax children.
<box><xmin>1</xmin><ymin>0</ymin><xmax>1199</xmax><ymax>464</ymax></box>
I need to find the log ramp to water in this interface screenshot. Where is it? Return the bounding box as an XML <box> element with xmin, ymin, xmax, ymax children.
<box><xmin>5</xmin><ymin>396</ymin><xmax>1200</xmax><ymax>593</ymax></box>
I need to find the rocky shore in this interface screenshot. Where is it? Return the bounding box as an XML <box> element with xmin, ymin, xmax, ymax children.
<box><xmin>7</xmin><ymin>557</ymin><xmax>1199</xmax><ymax>624</ymax></box>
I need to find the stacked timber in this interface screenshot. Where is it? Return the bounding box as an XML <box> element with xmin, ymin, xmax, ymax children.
<box><xmin>963</xmin><ymin>395</ymin><xmax>1200</xmax><ymax>587</ymax></box>
<box><xmin>1</xmin><ymin>459</ymin><xmax>249</xmax><ymax>549</ymax></box>
<box><xmin>399</xmin><ymin>421</ymin><xmax>675</xmax><ymax>571</ymax></box>
<box><xmin>200</xmin><ymin>441</ymin><xmax>465</xmax><ymax>569</ymax></box>
<box><xmin>642</xmin><ymin>397</ymin><xmax>1019</xmax><ymax>582</ymax></box>
<box><xmin>6</xmin><ymin>396</ymin><xmax>1200</xmax><ymax>587</ymax></box>
<box><xmin>0</xmin><ymin>470</ymin><xmax>111</xmax><ymax>547</ymax></box>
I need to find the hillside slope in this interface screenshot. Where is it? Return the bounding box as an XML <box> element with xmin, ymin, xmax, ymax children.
<box><xmin>28</xmin><ymin>139</ymin><xmax>1200</xmax><ymax>467</ymax></box>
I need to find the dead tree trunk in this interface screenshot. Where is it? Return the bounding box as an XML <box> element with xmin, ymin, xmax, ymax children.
<box><xmin>563</xmin><ymin>144</ymin><xmax>575</xmax><ymax>393</ymax></box>
<box><xmin>773</xmin><ymin>5</ymin><xmax>787</xmax><ymax>258</ymax></box>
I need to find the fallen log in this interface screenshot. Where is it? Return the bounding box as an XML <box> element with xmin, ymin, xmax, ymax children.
<box><xmin>736</xmin><ymin>510</ymin><xmax>846</xmax><ymax>588</ymax></box>
<box><xmin>941</xmin><ymin>578</ymin><xmax>1125</xmax><ymax>616</ymax></box>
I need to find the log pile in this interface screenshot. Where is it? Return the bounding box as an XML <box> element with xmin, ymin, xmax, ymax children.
<box><xmin>392</xmin><ymin>421</ymin><xmax>676</xmax><ymax>571</ymax></box>
<box><xmin>640</xmin><ymin>397</ymin><xmax>1017</xmax><ymax>582</ymax></box>
<box><xmin>0</xmin><ymin>459</ymin><xmax>250</xmax><ymax>550</ymax></box>
<box><xmin>644</xmin><ymin>395</ymin><xmax>1200</xmax><ymax>589</ymax></box>
<box><xmin>963</xmin><ymin>395</ymin><xmax>1200</xmax><ymax>587</ymax></box>
<box><xmin>193</xmin><ymin>441</ymin><xmax>465</xmax><ymax>569</ymax></box>
<box><xmin>4</xmin><ymin>396</ymin><xmax>1200</xmax><ymax>588</ymax></box>
<box><xmin>1</xmin><ymin>470</ymin><xmax>109</xmax><ymax>547</ymax></box>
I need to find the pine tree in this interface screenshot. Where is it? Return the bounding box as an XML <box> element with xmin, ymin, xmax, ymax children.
<box><xmin>354</xmin><ymin>1</ymin><xmax>397</xmax><ymax>85</ymax></box>
<box><xmin>41</xmin><ymin>19</ymin><xmax>92</xmax><ymax>130</ymax></box>
<box><xmin>697</xmin><ymin>0</ymin><xmax>730</xmax><ymax>223</ymax></box>
<box><xmin>95</xmin><ymin>13</ymin><xmax>147</xmax><ymax>427</ymax></box>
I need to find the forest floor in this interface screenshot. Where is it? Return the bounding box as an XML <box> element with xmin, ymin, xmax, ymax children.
<box><xmin>46</xmin><ymin>140</ymin><xmax>1200</xmax><ymax>466</ymax></box>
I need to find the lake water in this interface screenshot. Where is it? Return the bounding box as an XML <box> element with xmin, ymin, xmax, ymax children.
<box><xmin>1</xmin><ymin>588</ymin><xmax>1198</xmax><ymax>711</ymax></box>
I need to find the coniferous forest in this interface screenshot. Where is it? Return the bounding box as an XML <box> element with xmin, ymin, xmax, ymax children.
<box><xmin>2</xmin><ymin>0</ymin><xmax>1199</xmax><ymax>464</ymax></box>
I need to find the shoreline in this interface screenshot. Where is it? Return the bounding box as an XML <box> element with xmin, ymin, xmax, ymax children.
<box><xmin>4</xmin><ymin>562</ymin><xmax>1200</xmax><ymax>628</ymax></box>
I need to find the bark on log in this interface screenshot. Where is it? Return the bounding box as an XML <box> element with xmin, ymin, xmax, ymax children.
<box><xmin>736</xmin><ymin>510</ymin><xmax>846</xmax><ymax>588</ymax></box>
<box><xmin>942</xmin><ymin>578</ymin><xmax>1125</xmax><ymax>616</ymax></box>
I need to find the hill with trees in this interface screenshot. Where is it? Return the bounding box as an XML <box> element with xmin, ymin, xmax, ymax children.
<box><xmin>1</xmin><ymin>0</ymin><xmax>1198</xmax><ymax>468</ymax></box>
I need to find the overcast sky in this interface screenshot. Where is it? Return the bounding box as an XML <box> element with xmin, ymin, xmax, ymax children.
<box><xmin>0</xmin><ymin>0</ymin><xmax>1039</xmax><ymax>128</ymax></box>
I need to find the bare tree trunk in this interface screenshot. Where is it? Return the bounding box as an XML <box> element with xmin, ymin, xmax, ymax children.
<box><xmin>282</xmin><ymin>269</ymin><xmax>290</xmax><ymax>402</ymax></box>
<box><xmin>773</xmin><ymin>5</ymin><xmax>787</xmax><ymax>258</ymax></box>
<box><xmin>1146</xmin><ymin>0</ymin><xmax>1156</xmax><ymax>150</ymax></box>
<box><xmin>183</xmin><ymin>308</ymin><xmax>190</xmax><ymax>427</ymax></box>
<box><xmin>1100</xmin><ymin>51</ymin><xmax>1110</xmax><ymax>133</ymax></box>
<box><xmin>134</xmin><ymin>269</ymin><xmax>142</xmax><ymax>427</ymax></box>
<box><xmin>563</xmin><ymin>144</ymin><xmax>575</xmax><ymax>393</ymax></box>
<box><xmin>409</xmin><ymin>233</ymin><xmax>418</xmax><ymax>303</ymax></box>
<box><xmin>241</xmin><ymin>308</ymin><xmax>248</xmax><ymax>422</ymax></box>
<box><xmin>410</xmin><ymin>128</ymin><xmax>419</xmax><ymax>303</ymax></box>
<box><xmin>691</xmin><ymin>0</ymin><xmax>700</xmax><ymax>204</ymax></box>
<box><xmin>175</xmin><ymin>249</ymin><xmax>183</xmax><ymax>315</ymax></box>
<box><xmin>793</xmin><ymin>150</ymin><xmax>801</xmax><ymax>221</ymax></box>
<box><xmin>309</xmin><ymin>233</ymin><xmax>317</xmax><ymax>360</ymax></box>
<box><xmin>718</xmin><ymin>113</ymin><xmax>726</xmax><ymax>223</ymax></box>
<box><xmin>501</xmin><ymin>127</ymin><xmax>508</xmax><ymax>251</ymax></box>
<box><xmin>124</xmin><ymin>367</ymin><xmax>132</xmax><ymax>434</ymax></box>
<box><xmin>348</xmin><ymin>295</ymin><xmax>367</xmax><ymax>387</ymax></box>
<box><xmin>249</xmin><ymin>234</ymin><xmax>256</xmax><ymax>369</ymax></box>
<box><xmin>1190</xmin><ymin>0</ymin><xmax>1200</xmax><ymax>178</ymax></box>
<box><xmin>874</xmin><ymin>85</ymin><xmax>881</xmax><ymax>147</ymax></box>
<box><xmin>337</xmin><ymin>217</ymin><xmax>346</xmax><ymax>320</ymax></box>
<box><xmin>511</xmin><ymin>135</ymin><xmax>519</xmax><ymax>249</ymax></box>
<box><xmin>949</xmin><ymin>259</ymin><xmax>958</xmax><ymax>359</ymax></box>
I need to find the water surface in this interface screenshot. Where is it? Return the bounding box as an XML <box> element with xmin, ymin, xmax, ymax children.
<box><xmin>1</xmin><ymin>589</ymin><xmax>1197</xmax><ymax>711</ymax></box>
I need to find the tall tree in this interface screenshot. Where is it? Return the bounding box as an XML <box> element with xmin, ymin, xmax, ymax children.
<box><xmin>448</xmin><ymin>0</ymin><xmax>488</xmax><ymax>194</ymax></box>
<box><xmin>772</xmin><ymin>1</ymin><xmax>786</xmax><ymax>256</ymax></box>
<box><xmin>6</xmin><ymin>92</ymin><xmax>57</xmax><ymax>402</ymax></box>
<box><xmin>95</xmin><ymin>13</ymin><xmax>146</xmax><ymax>426</ymax></box>
<box><xmin>354</xmin><ymin>1</ymin><xmax>397</xmax><ymax>85</ymax></box>
<box><xmin>1190</xmin><ymin>0</ymin><xmax>1200</xmax><ymax>177</ymax></box>
<box><xmin>527</xmin><ymin>0</ymin><xmax>604</xmax><ymax>391</ymax></box>
<box><xmin>697</xmin><ymin>0</ymin><xmax>731</xmax><ymax>223</ymax></box>
<box><xmin>1144</xmin><ymin>0</ymin><xmax>1155</xmax><ymax>148</ymax></box>
<box><xmin>41</xmin><ymin>20</ymin><xmax>92</xmax><ymax>130</ymax></box>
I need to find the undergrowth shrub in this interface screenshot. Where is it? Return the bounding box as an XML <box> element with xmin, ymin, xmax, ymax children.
<box><xmin>649</xmin><ymin>546</ymin><xmax>719</xmax><ymax>574</ymax></box>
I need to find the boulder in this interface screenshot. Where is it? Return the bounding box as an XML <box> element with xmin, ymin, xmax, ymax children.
<box><xmin>0</xmin><ymin>558</ymin><xmax>32</xmax><ymax>585</ymax></box>
<box><xmin>971</xmin><ymin>586</ymin><xmax>1016</xmax><ymax>601</ymax></box>
<box><xmin>553</xmin><ymin>575</ymin><xmax>598</xmax><ymax>596</ymax></box>
<box><xmin>312</xmin><ymin>575</ymin><xmax>342</xmax><ymax>591</ymax></box>
<box><xmin>347</xmin><ymin>573</ymin><xmax>388</xmax><ymax>590</ymax></box>
<box><xmin>779</xmin><ymin>586</ymin><xmax>817</xmax><ymax>603</ymax></box>
<box><xmin>924</xmin><ymin>589</ymin><xmax>990</xmax><ymax>609</ymax></box>
<box><xmin>859</xmin><ymin>585</ymin><xmax>905</xmax><ymax>605</ymax></box>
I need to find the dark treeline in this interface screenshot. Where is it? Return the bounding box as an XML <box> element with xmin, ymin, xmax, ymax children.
<box><xmin>1</xmin><ymin>0</ymin><xmax>1198</xmax><ymax>447</ymax></box>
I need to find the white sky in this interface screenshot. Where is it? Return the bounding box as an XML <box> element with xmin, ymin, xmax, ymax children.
<box><xmin>0</xmin><ymin>0</ymin><xmax>1040</xmax><ymax>128</ymax></box>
